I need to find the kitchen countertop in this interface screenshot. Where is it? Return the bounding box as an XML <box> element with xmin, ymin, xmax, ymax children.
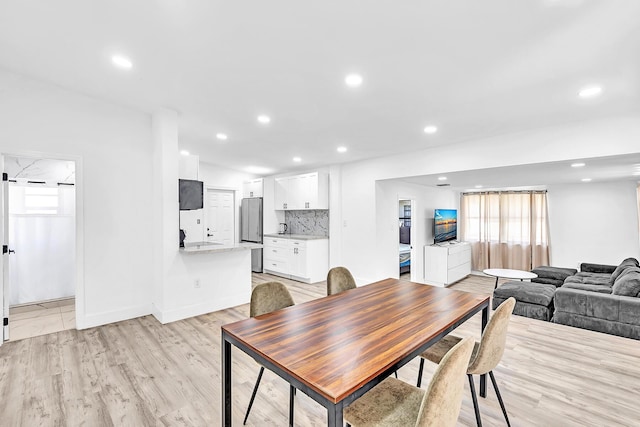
<box><xmin>180</xmin><ymin>241</ymin><xmax>263</xmax><ymax>254</ymax></box>
<box><xmin>263</xmin><ymin>233</ymin><xmax>328</xmax><ymax>240</ymax></box>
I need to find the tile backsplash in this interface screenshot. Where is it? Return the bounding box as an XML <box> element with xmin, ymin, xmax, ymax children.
<box><xmin>285</xmin><ymin>210</ymin><xmax>329</xmax><ymax>237</ymax></box>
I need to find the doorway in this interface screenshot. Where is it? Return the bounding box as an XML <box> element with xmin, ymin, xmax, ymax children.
<box><xmin>206</xmin><ymin>188</ymin><xmax>235</xmax><ymax>245</ymax></box>
<box><xmin>399</xmin><ymin>199</ymin><xmax>414</xmax><ymax>281</ymax></box>
<box><xmin>2</xmin><ymin>155</ymin><xmax>77</xmax><ymax>342</ymax></box>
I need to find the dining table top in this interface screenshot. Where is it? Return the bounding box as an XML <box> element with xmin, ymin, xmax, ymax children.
<box><xmin>222</xmin><ymin>278</ymin><xmax>490</xmax><ymax>404</ymax></box>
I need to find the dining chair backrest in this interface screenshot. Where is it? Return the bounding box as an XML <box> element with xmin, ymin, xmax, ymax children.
<box><xmin>416</xmin><ymin>337</ymin><xmax>475</xmax><ymax>427</ymax></box>
<box><xmin>326</xmin><ymin>266</ymin><xmax>356</xmax><ymax>295</ymax></box>
<box><xmin>467</xmin><ymin>297</ymin><xmax>516</xmax><ymax>375</ymax></box>
<box><xmin>250</xmin><ymin>281</ymin><xmax>295</xmax><ymax>318</ymax></box>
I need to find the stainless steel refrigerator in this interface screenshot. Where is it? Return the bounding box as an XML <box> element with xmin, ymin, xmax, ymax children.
<box><xmin>240</xmin><ymin>197</ymin><xmax>263</xmax><ymax>272</ymax></box>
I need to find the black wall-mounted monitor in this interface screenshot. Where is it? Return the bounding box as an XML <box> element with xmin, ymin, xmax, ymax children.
<box><xmin>179</xmin><ymin>179</ymin><xmax>203</xmax><ymax>210</ymax></box>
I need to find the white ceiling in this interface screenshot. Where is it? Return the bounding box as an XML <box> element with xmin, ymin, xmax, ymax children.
<box><xmin>0</xmin><ymin>1</ymin><xmax>639</xmax><ymax>177</ymax></box>
<box><xmin>398</xmin><ymin>153</ymin><xmax>640</xmax><ymax>191</ymax></box>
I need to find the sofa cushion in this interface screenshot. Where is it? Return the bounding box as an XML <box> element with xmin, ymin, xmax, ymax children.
<box><xmin>531</xmin><ymin>266</ymin><xmax>577</xmax><ymax>281</ymax></box>
<box><xmin>564</xmin><ymin>272</ymin><xmax>612</xmax><ymax>286</ymax></box>
<box><xmin>561</xmin><ymin>282</ymin><xmax>612</xmax><ymax>294</ymax></box>
<box><xmin>493</xmin><ymin>281</ymin><xmax>555</xmax><ymax>306</ymax></box>
<box><xmin>532</xmin><ymin>277</ymin><xmax>564</xmax><ymax>287</ymax></box>
<box><xmin>612</xmin><ymin>268</ymin><xmax>640</xmax><ymax>297</ymax></box>
<box><xmin>610</xmin><ymin>258</ymin><xmax>640</xmax><ymax>285</ymax></box>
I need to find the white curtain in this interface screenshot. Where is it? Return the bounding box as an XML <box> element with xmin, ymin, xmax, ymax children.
<box><xmin>8</xmin><ymin>184</ymin><xmax>75</xmax><ymax>305</ymax></box>
<box><xmin>460</xmin><ymin>191</ymin><xmax>550</xmax><ymax>271</ymax></box>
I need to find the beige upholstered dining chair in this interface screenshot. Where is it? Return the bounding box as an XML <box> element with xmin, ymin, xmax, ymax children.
<box><xmin>417</xmin><ymin>297</ymin><xmax>516</xmax><ymax>427</ymax></box>
<box><xmin>243</xmin><ymin>281</ymin><xmax>296</xmax><ymax>425</ymax></box>
<box><xmin>326</xmin><ymin>266</ymin><xmax>356</xmax><ymax>295</ymax></box>
<box><xmin>343</xmin><ymin>337</ymin><xmax>475</xmax><ymax>427</ymax></box>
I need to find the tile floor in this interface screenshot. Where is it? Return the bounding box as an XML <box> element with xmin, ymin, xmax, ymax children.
<box><xmin>8</xmin><ymin>298</ymin><xmax>75</xmax><ymax>341</ymax></box>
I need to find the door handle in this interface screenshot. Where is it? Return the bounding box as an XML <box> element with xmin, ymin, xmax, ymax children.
<box><xmin>8</xmin><ymin>249</ymin><xmax>15</xmax><ymax>254</ymax></box>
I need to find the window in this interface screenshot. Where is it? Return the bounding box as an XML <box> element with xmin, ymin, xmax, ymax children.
<box><xmin>460</xmin><ymin>191</ymin><xmax>550</xmax><ymax>270</ymax></box>
<box><xmin>9</xmin><ymin>184</ymin><xmax>74</xmax><ymax>217</ymax></box>
<box><xmin>24</xmin><ymin>187</ymin><xmax>59</xmax><ymax>214</ymax></box>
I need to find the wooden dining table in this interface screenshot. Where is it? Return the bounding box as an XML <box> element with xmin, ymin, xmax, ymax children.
<box><xmin>221</xmin><ymin>278</ymin><xmax>490</xmax><ymax>426</ymax></box>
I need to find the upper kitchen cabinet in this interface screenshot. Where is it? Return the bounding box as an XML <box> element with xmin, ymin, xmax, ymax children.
<box><xmin>298</xmin><ymin>172</ymin><xmax>328</xmax><ymax>209</ymax></box>
<box><xmin>242</xmin><ymin>178</ymin><xmax>263</xmax><ymax>198</ymax></box>
<box><xmin>274</xmin><ymin>172</ymin><xmax>328</xmax><ymax>210</ymax></box>
<box><xmin>275</xmin><ymin>175</ymin><xmax>299</xmax><ymax>210</ymax></box>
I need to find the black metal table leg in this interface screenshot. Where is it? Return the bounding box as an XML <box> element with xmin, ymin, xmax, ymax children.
<box><xmin>327</xmin><ymin>401</ymin><xmax>343</xmax><ymax>427</ymax></box>
<box><xmin>494</xmin><ymin>276</ymin><xmax>499</xmax><ymax>289</ymax></box>
<box><xmin>222</xmin><ymin>334</ymin><xmax>232</xmax><ymax>426</ymax></box>
<box><xmin>480</xmin><ymin>306</ymin><xmax>488</xmax><ymax>398</ymax></box>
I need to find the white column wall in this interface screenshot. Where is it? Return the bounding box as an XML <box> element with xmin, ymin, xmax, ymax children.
<box><xmin>151</xmin><ymin>109</ymin><xmax>180</xmax><ymax>318</ymax></box>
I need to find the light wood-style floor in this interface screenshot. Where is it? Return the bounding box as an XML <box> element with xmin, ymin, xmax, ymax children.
<box><xmin>1</xmin><ymin>273</ymin><xmax>639</xmax><ymax>426</ymax></box>
<box><xmin>9</xmin><ymin>298</ymin><xmax>76</xmax><ymax>341</ymax></box>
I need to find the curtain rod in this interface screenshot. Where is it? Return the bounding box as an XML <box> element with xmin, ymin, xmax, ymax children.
<box><xmin>8</xmin><ymin>179</ymin><xmax>75</xmax><ymax>186</ymax></box>
<box><xmin>461</xmin><ymin>190</ymin><xmax>547</xmax><ymax>195</ymax></box>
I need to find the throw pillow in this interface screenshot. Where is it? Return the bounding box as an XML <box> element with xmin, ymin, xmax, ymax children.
<box><xmin>609</xmin><ymin>258</ymin><xmax>640</xmax><ymax>285</ymax></box>
<box><xmin>612</xmin><ymin>268</ymin><xmax>640</xmax><ymax>297</ymax></box>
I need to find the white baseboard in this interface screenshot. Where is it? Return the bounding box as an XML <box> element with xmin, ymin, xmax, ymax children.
<box><xmin>152</xmin><ymin>292</ymin><xmax>251</xmax><ymax>324</ymax></box>
<box><xmin>77</xmin><ymin>304</ymin><xmax>152</xmax><ymax>330</ymax></box>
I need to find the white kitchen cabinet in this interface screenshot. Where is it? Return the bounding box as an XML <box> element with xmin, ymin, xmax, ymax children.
<box><xmin>274</xmin><ymin>172</ymin><xmax>328</xmax><ymax>210</ymax></box>
<box><xmin>274</xmin><ymin>176</ymin><xmax>301</xmax><ymax>210</ymax></box>
<box><xmin>242</xmin><ymin>178</ymin><xmax>263</xmax><ymax>198</ymax></box>
<box><xmin>289</xmin><ymin>241</ymin><xmax>308</xmax><ymax>279</ymax></box>
<box><xmin>298</xmin><ymin>172</ymin><xmax>328</xmax><ymax>209</ymax></box>
<box><xmin>263</xmin><ymin>237</ymin><xmax>328</xmax><ymax>283</ymax></box>
<box><xmin>263</xmin><ymin>237</ymin><xmax>290</xmax><ymax>274</ymax></box>
<box><xmin>424</xmin><ymin>242</ymin><xmax>471</xmax><ymax>287</ymax></box>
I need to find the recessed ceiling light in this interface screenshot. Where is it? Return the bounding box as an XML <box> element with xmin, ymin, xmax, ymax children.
<box><xmin>257</xmin><ymin>115</ymin><xmax>271</xmax><ymax>124</ymax></box>
<box><xmin>345</xmin><ymin>74</ymin><xmax>363</xmax><ymax>87</ymax></box>
<box><xmin>581</xmin><ymin>178</ymin><xmax>592</xmax><ymax>182</ymax></box>
<box><xmin>423</xmin><ymin>125</ymin><xmax>438</xmax><ymax>134</ymax></box>
<box><xmin>337</xmin><ymin>146</ymin><xmax>348</xmax><ymax>153</ymax></box>
<box><xmin>216</xmin><ymin>133</ymin><xmax>228</xmax><ymax>140</ymax></box>
<box><xmin>475</xmin><ymin>185</ymin><xmax>483</xmax><ymax>189</ymax></box>
<box><xmin>111</xmin><ymin>55</ymin><xmax>133</xmax><ymax>69</ymax></box>
<box><xmin>578</xmin><ymin>86</ymin><xmax>602</xmax><ymax>98</ymax></box>
<box><xmin>293</xmin><ymin>157</ymin><xmax>302</xmax><ymax>162</ymax></box>
<box><xmin>180</xmin><ymin>150</ymin><xmax>190</xmax><ymax>156</ymax></box>
<box><xmin>571</xmin><ymin>162</ymin><xmax>586</xmax><ymax>167</ymax></box>
<box><xmin>437</xmin><ymin>176</ymin><xmax>447</xmax><ymax>181</ymax></box>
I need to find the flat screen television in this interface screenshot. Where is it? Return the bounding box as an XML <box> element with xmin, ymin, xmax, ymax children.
<box><xmin>179</xmin><ymin>179</ymin><xmax>203</xmax><ymax>210</ymax></box>
<box><xmin>434</xmin><ymin>209</ymin><xmax>457</xmax><ymax>243</ymax></box>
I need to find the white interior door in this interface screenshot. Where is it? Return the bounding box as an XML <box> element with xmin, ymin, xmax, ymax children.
<box><xmin>1</xmin><ymin>157</ymin><xmax>8</xmax><ymax>344</ymax></box>
<box><xmin>206</xmin><ymin>189</ymin><xmax>234</xmax><ymax>245</ymax></box>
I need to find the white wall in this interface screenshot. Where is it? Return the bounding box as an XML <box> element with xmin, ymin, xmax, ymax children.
<box><xmin>547</xmin><ymin>181</ymin><xmax>640</xmax><ymax>269</ymax></box>
<box><xmin>0</xmin><ymin>69</ymin><xmax>153</xmax><ymax>328</ymax></box>
<box><xmin>374</xmin><ymin>180</ymin><xmax>456</xmax><ymax>284</ymax></box>
<box><xmin>333</xmin><ymin>116</ymin><xmax>640</xmax><ymax>284</ymax></box>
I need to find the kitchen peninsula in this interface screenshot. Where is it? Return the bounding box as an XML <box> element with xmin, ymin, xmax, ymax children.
<box><xmin>156</xmin><ymin>241</ymin><xmax>263</xmax><ymax>324</ymax></box>
<box><xmin>181</xmin><ymin>241</ymin><xmax>263</xmax><ymax>253</ymax></box>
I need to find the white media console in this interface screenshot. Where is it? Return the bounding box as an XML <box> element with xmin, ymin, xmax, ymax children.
<box><xmin>424</xmin><ymin>241</ymin><xmax>472</xmax><ymax>287</ymax></box>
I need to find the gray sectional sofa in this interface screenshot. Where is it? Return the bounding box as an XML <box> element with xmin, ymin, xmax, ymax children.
<box><xmin>496</xmin><ymin>258</ymin><xmax>640</xmax><ymax>340</ymax></box>
<box><xmin>552</xmin><ymin>258</ymin><xmax>640</xmax><ymax>339</ymax></box>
